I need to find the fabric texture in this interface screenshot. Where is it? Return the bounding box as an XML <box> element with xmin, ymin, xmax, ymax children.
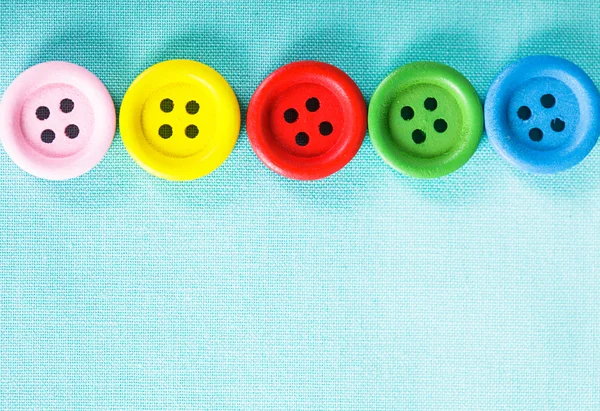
<box><xmin>1</xmin><ymin>1</ymin><xmax>599</xmax><ymax>409</ymax></box>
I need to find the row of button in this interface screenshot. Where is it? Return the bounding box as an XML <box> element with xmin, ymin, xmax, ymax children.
<box><xmin>0</xmin><ymin>56</ymin><xmax>598</xmax><ymax>180</ymax></box>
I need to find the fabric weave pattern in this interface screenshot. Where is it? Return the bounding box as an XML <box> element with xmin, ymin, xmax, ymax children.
<box><xmin>1</xmin><ymin>1</ymin><xmax>599</xmax><ymax>409</ymax></box>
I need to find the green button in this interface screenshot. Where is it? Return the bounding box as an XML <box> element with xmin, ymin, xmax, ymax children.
<box><xmin>368</xmin><ymin>62</ymin><xmax>483</xmax><ymax>178</ymax></box>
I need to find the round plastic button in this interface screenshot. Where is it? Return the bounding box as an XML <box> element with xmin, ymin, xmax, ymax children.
<box><xmin>485</xmin><ymin>55</ymin><xmax>600</xmax><ymax>174</ymax></box>
<box><xmin>369</xmin><ymin>62</ymin><xmax>483</xmax><ymax>178</ymax></box>
<box><xmin>247</xmin><ymin>61</ymin><xmax>366</xmax><ymax>180</ymax></box>
<box><xmin>0</xmin><ymin>62</ymin><xmax>116</xmax><ymax>180</ymax></box>
<box><xmin>120</xmin><ymin>60</ymin><xmax>240</xmax><ymax>181</ymax></box>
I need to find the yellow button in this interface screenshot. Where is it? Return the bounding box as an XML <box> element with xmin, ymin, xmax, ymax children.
<box><xmin>120</xmin><ymin>60</ymin><xmax>240</xmax><ymax>180</ymax></box>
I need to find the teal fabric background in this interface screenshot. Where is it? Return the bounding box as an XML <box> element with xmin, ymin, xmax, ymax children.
<box><xmin>1</xmin><ymin>0</ymin><xmax>599</xmax><ymax>409</ymax></box>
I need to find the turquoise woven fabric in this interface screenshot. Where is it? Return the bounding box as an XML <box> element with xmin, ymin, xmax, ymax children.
<box><xmin>1</xmin><ymin>1</ymin><xmax>599</xmax><ymax>409</ymax></box>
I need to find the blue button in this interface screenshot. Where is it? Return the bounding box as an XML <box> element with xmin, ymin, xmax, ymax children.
<box><xmin>485</xmin><ymin>55</ymin><xmax>600</xmax><ymax>174</ymax></box>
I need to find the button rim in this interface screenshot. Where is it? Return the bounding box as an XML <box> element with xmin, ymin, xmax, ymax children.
<box><xmin>119</xmin><ymin>59</ymin><xmax>241</xmax><ymax>181</ymax></box>
<box><xmin>368</xmin><ymin>61</ymin><xmax>484</xmax><ymax>179</ymax></box>
<box><xmin>485</xmin><ymin>55</ymin><xmax>600</xmax><ymax>174</ymax></box>
<box><xmin>247</xmin><ymin>60</ymin><xmax>367</xmax><ymax>181</ymax></box>
<box><xmin>0</xmin><ymin>61</ymin><xmax>116</xmax><ymax>180</ymax></box>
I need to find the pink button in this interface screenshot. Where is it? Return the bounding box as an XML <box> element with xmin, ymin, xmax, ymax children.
<box><xmin>0</xmin><ymin>62</ymin><xmax>116</xmax><ymax>180</ymax></box>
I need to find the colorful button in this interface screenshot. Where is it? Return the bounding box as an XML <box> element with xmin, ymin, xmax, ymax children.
<box><xmin>0</xmin><ymin>62</ymin><xmax>115</xmax><ymax>180</ymax></box>
<box><xmin>120</xmin><ymin>60</ymin><xmax>240</xmax><ymax>181</ymax></box>
<box><xmin>485</xmin><ymin>55</ymin><xmax>600</xmax><ymax>174</ymax></box>
<box><xmin>247</xmin><ymin>61</ymin><xmax>366</xmax><ymax>180</ymax></box>
<box><xmin>369</xmin><ymin>62</ymin><xmax>483</xmax><ymax>178</ymax></box>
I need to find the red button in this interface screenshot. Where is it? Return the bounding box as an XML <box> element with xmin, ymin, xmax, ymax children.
<box><xmin>247</xmin><ymin>61</ymin><xmax>366</xmax><ymax>180</ymax></box>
